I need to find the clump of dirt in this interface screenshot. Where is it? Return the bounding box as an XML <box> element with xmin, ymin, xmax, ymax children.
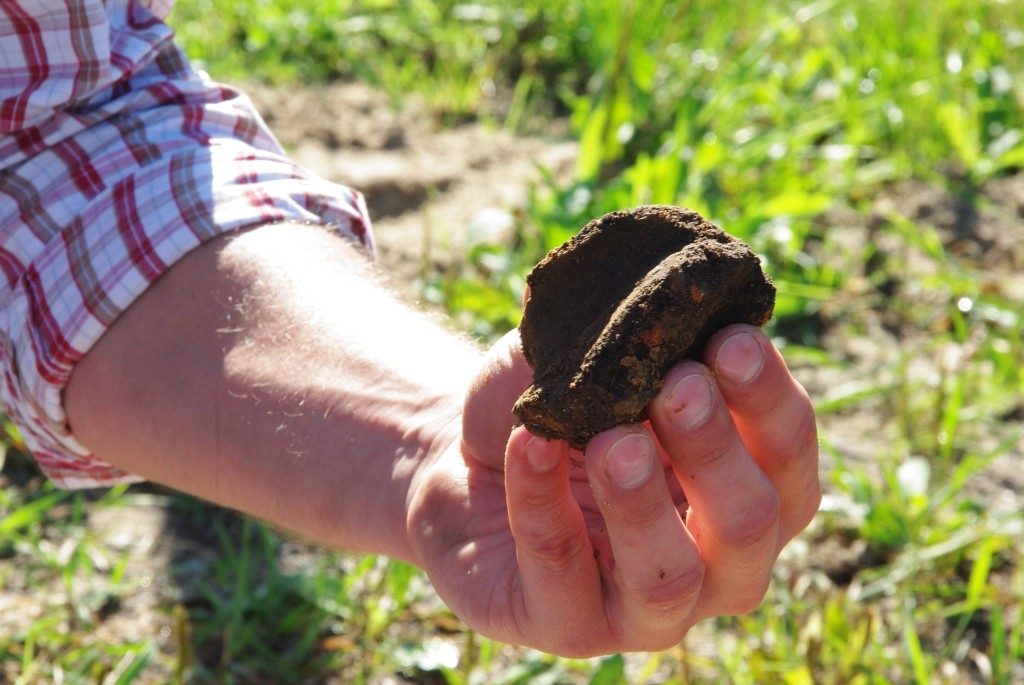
<box><xmin>513</xmin><ymin>205</ymin><xmax>775</xmax><ymax>448</ymax></box>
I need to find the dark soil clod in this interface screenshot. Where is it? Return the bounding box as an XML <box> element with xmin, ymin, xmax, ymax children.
<box><xmin>513</xmin><ymin>205</ymin><xmax>776</xmax><ymax>448</ymax></box>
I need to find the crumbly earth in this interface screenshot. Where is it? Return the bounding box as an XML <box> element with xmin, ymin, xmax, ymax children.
<box><xmin>513</xmin><ymin>205</ymin><xmax>776</xmax><ymax>448</ymax></box>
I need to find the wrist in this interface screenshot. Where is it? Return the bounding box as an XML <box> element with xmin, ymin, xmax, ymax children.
<box><xmin>400</xmin><ymin>399</ymin><xmax>465</xmax><ymax>565</ymax></box>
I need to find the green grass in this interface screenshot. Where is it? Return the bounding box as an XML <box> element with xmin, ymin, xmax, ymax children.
<box><xmin>3</xmin><ymin>0</ymin><xmax>1024</xmax><ymax>682</ymax></box>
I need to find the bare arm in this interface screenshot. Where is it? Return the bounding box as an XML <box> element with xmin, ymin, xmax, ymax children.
<box><xmin>64</xmin><ymin>222</ymin><xmax>477</xmax><ymax>561</ymax></box>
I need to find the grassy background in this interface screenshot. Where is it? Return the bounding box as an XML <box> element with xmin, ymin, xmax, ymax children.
<box><xmin>3</xmin><ymin>0</ymin><xmax>1024</xmax><ymax>682</ymax></box>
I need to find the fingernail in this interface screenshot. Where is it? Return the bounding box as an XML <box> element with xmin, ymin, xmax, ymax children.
<box><xmin>666</xmin><ymin>374</ymin><xmax>713</xmax><ymax>430</ymax></box>
<box><xmin>604</xmin><ymin>433</ymin><xmax>655</xmax><ymax>490</ymax></box>
<box><xmin>525</xmin><ymin>436</ymin><xmax>561</xmax><ymax>473</ymax></box>
<box><xmin>715</xmin><ymin>332</ymin><xmax>764</xmax><ymax>385</ymax></box>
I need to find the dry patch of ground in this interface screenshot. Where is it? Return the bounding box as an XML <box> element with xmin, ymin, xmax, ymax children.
<box><xmin>249</xmin><ymin>81</ymin><xmax>577</xmax><ymax>299</ymax></box>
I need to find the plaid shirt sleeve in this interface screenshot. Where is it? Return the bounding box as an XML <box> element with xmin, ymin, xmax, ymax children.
<box><xmin>1</xmin><ymin>1</ymin><xmax>375</xmax><ymax>488</ymax></box>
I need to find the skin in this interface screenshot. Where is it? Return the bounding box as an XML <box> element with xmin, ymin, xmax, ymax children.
<box><xmin>64</xmin><ymin>222</ymin><xmax>821</xmax><ymax>657</ymax></box>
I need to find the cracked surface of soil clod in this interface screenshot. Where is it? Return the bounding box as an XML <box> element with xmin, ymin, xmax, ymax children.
<box><xmin>513</xmin><ymin>205</ymin><xmax>776</xmax><ymax>448</ymax></box>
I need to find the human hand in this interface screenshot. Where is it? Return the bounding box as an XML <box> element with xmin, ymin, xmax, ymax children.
<box><xmin>407</xmin><ymin>323</ymin><xmax>820</xmax><ymax>657</ymax></box>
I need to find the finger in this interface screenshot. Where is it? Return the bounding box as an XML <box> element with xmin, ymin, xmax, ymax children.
<box><xmin>648</xmin><ymin>361</ymin><xmax>781</xmax><ymax>617</ymax></box>
<box><xmin>584</xmin><ymin>426</ymin><xmax>704</xmax><ymax>647</ymax></box>
<box><xmin>703</xmin><ymin>325</ymin><xmax>822</xmax><ymax>541</ymax></box>
<box><xmin>463</xmin><ymin>329</ymin><xmax>533</xmax><ymax>469</ymax></box>
<box><xmin>504</xmin><ymin>426</ymin><xmax>606</xmax><ymax>653</ymax></box>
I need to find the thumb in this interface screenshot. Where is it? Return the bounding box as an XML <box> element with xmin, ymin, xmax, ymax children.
<box><xmin>462</xmin><ymin>328</ymin><xmax>534</xmax><ymax>469</ymax></box>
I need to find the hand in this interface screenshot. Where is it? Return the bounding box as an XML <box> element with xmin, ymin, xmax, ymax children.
<box><xmin>407</xmin><ymin>324</ymin><xmax>820</xmax><ymax>657</ymax></box>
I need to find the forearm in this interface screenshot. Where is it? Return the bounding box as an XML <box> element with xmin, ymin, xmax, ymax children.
<box><xmin>64</xmin><ymin>223</ymin><xmax>482</xmax><ymax>562</ymax></box>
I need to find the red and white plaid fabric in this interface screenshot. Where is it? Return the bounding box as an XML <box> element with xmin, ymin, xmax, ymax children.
<box><xmin>1</xmin><ymin>1</ymin><xmax>374</xmax><ymax>488</ymax></box>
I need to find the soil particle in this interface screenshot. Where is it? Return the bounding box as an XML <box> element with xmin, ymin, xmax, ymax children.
<box><xmin>513</xmin><ymin>205</ymin><xmax>775</xmax><ymax>448</ymax></box>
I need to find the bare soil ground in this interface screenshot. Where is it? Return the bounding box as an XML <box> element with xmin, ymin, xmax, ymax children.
<box><xmin>248</xmin><ymin>81</ymin><xmax>578</xmax><ymax>298</ymax></box>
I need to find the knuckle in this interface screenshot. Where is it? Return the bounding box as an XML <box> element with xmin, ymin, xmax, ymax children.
<box><xmin>776</xmin><ymin>412</ymin><xmax>823</xmax><ymax>535</ymax></box>
<box><xmin>724</xmin><ymin>577</ymin><xmax>771</xmax><ymax>615</ymax></box>
<box><xmin>782</xmin><ymin>408</ymin><xmax>820</xmax><ymax>465</ymax></box>
<box><xmin>619</xmin><ymin>627</ymin><xmax>690</xmax><ymax>655</ymax></box>
<box><xmin>633</xmin><ymin>561</ymin><xmax>706</xmax><ymax>615</ymax></box>
<box><xmin>793</xmin><ymin>479</ymin><xmax>823</xmax><ymax>532</ymax></box>
<box><xmin>522</xmin><ymin>525</ymin><xmax>591</xmax><ymax>574</ymax></box>
<box><xmin>724</xmin><ymin>489</ymin><xmax>781</xmax><ymax>553</ymax></box>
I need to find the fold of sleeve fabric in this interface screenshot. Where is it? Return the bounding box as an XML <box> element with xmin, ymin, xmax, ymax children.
<box><xmin>1</xmin><ymin>0</ymin><xmax>375</xmax><ymax>488</ymax></box>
